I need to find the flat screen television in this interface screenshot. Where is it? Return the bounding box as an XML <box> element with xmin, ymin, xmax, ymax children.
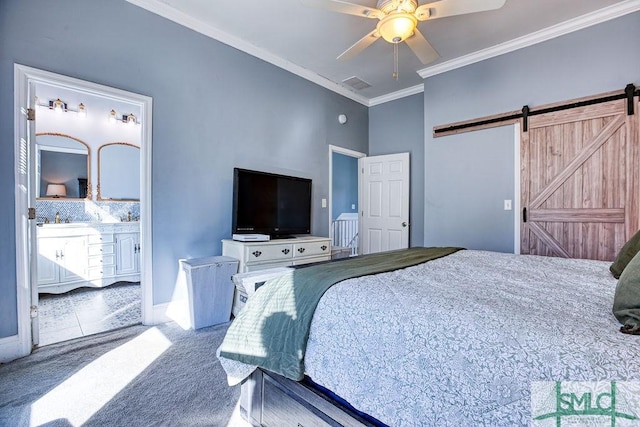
<box><xmin>232</xmin><ymin>168</ymin><xmax>312</xmax><ymax>238</ymax></box>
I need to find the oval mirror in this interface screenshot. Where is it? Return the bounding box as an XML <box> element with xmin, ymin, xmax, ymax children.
<box><xmin>36</xmin><ymin>133</ymin><xmax>90</xmax><ymax>199</ymax></box>
<box><xmin>98</xmin><ymin>143</ymin><xmax>140</xmax><ymax>201</ymax></box>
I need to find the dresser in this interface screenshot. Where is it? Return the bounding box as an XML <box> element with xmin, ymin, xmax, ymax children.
<box><xmin>37</xmin><ymin>222</ymin><xmax>140</xmax><ymax>294</ymax></box>
<box><xmin>222</xmin><ymin>236</ymin><xmax>331</xmax><ymax>273</ymax></box>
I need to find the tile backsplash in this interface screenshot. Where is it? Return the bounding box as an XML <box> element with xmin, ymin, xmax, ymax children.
<box><xmin>36</xmin><ymin>200</ymin><xmax>140</xmax><ymax>223</ymax></box>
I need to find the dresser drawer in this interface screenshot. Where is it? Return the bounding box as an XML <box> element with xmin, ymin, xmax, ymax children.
<box><xmin>88</xmin><ymin>243</ymin><xmax>115</xmax><ymax>256</ymax></box>
<box><xmin>293</xmin><ymin>241</ymin><xmax>330</xmax><ymax>258</ymax></box>
<box><xmin>88</xmin><ymin>233</ymin><xmax>114</xmax><ymax>244</ymax></box>
<box><xmin>292</xmin><ymin>255</ymin><xmax>330</xmax><ymax>266</ymax></box>
<box><xmin>88</xmin><ymin>254</ymin><xmax>115</xmax><ymax>268</ymax></box>
<box><xmin>244</xmin><ymin>244</ymin><xmax>293</xmax><ymax>263</ymax></box>
<box><xmin>245</xmin><ymin>260</ymin><xmax>292</xmax><ymax>272</ymax></box>
<box><xmin>87</xmin><ymin>265</ymin><xmax>116</xmax><ymax>279</ymax></box>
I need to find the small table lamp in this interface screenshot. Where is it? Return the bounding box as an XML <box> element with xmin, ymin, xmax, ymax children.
<box><xmin>46</xmin><ymin>183</ymin><xmax>67</xmax><ymax>198</ymax></box>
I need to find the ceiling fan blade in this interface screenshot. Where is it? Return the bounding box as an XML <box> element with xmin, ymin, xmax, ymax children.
<box><xmin>404</xmin><ymin>28</ymin><xmax>440</xmax><ymax>64</ymax></box>
<box><xmin>300</xmin><ymin>0</ymin><xmax>384</xmax><ymax>20</ymax></box>
<box><xmin>337</xmin><ymin>29</ymin><xmax>381</xmax><ymax>61</ymax></box>
<box><xmin>415</xmin><ymin>0</ymin><xmax>506</xmax><ymax>21</ymax></box>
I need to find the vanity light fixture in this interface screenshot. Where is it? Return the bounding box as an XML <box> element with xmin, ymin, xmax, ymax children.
<box><xmin>38</xmin><ymin>98</ymin><xmax>87</xmax><ymax>116</ymax></box>
<box><xmin>45</xmin><ymin>183</ymin><xmax>67</xmax><ymax>198</ymax></box>
<box><xmin>77</xmin><ymin>103</ymin><xmax>87</xmax><ymax>117</ymax></box>
<box><xmin>51</xmin><ymin>98</ymin><xmax>66</xmax><ymax>113</ymax></box>
<box><xmin>126</xmin><ymin>113</ymin><xmax>137</xmax><ymax>125</ymax></box>
<box><xmin>108</xmin><ymin>109</ymin><xmax>139</xmax><ymax>125</ymax></box>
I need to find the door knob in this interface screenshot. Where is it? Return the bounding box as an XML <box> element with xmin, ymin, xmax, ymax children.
<box><xmin>402</xmin><ymin>222</ymin><xmax>407</xmax><ymax>227</ymax></box>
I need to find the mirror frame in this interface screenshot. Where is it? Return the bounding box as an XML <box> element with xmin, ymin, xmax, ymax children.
<box><xmin>36</xmin><ymin>132</ymin><xmax>91</xmax><ymax>201</ymax></box>
<box><xmin>97</xmin><ymin>142</ymin><xmax>140</xmax><ymax>202</ymax></box>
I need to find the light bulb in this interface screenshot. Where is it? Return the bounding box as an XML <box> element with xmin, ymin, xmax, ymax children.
<box><xmin>52</xmin><ymin>98</ymin><xmax>64</xmax><ymax>113</ymax></box>
<box><xmin>377</xmin><ymin>13</ymin><xmax>416</xmax><ymax>43</ymax></box>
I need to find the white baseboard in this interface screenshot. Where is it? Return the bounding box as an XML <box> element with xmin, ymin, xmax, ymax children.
<box><xmin>150</xmin><ymin>302</ymin><xmax>172</xmax><ymax>325</ymax></box>
<box><xmin>150</xmin><ymin>301</ymin><xmax>192</xmax><ymax>330</ymax></box>
<box><xmin>0</xmin><ymin>334</ymin><xmax>25</xmax><ymax>363</ymax></box>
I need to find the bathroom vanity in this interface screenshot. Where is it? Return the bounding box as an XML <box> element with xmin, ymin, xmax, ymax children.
<box><xmin>37</xmin><ymin>222</ymin><xmax>140</xmax><ymax>294</ymax></box>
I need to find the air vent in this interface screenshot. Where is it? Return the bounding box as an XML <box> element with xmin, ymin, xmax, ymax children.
<box><xmin>342</xmin><ymin>76</ymin><xmax>371</xmax><ymax>91</ymax></box>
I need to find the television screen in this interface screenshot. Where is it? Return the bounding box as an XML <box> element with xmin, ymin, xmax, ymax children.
<box><xmin>233</xmin><ymin>168</ymin><xmax>311</xmax><ymax>237</ymax></box>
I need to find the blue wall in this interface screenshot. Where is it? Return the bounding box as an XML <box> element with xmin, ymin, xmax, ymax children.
<box><xmin>331</xmin><ymin>152</ymin><xmax>358</xmax><ymax>220</ymax></box>
<box><xmin>369</xmin><ymin>93</ymin><xmax>425</xmax><ymax>247</ymax></box>
<box><xmin>0</xmin><ymin>0</ymin><xmax>368</xmax><ymax>338</ymax></box>
<box><xmin>423</xmin><ymin>12</ymin><xmax>640</xmax><ymax>253</ymax></box>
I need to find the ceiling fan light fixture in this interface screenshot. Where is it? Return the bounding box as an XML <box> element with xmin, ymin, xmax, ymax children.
<box><xmin>377</xmin><ymin>13</ymin><xmax>416</xmax><ymax>44</ymax></box>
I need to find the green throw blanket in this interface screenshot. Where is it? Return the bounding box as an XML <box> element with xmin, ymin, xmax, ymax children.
<box><xmin>219</xmin><ymin>246</ymin><xmax>463</xmax><ymax>380</ymax></box>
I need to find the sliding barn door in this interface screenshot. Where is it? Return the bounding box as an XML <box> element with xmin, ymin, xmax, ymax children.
<box><xmin>521</xmin><ymin>99</ymin><xmax>639</xmax><ymax>261</ymax></box>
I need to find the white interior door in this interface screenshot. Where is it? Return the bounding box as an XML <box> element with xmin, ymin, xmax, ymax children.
<box><xmin>359</xmin><ymin>152</ymin><xmax>410</xmax><ymax>254</ymax></box>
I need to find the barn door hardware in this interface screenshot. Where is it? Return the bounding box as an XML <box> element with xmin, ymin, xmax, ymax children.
<box><xmin>625</xmin><ymin>83</ymin><xmax>636</xmax><ymax>116</ymax></box>
<box><xmin>522</xmin><ymin>105</ymin><xmax>530</xmax><ymax>132</ymax></box>
<box><xmin>522</xmin><ymin>207</ymin><xmax>527</xmax><ymax>223</ymax></box>
<box><xmin>434</xmin><ymin>83</ymin><xmax>640</xmax><ymax>137</ymax></box>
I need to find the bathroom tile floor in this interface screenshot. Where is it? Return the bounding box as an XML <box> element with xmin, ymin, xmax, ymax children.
<box><xmin>38</xmin><ymin>282</ymin><xmax>141</xmax><ymax>346</ymax></box>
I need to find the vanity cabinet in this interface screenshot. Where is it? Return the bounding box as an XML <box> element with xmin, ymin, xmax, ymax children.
<box><xmin>115</xmin><ymin>232</ymin><xmax>140</xmax><ymax>275</ymax></box>
<box><xmin>37</xmin><ymin>223</ymin><xmax>140</xmax><ymax>294</ymax></box>
<box><xmin>37</xmin><ymin>235</ymin><xmax>88</xmax><ymax>285</ymax></box>
<box><xmin>222</xmin><ymin>236</ymin><xmax>331</xmax><ymax>273</ymax></box>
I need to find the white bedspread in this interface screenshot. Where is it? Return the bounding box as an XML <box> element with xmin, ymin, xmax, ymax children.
<box><xmin>304</xmin><ymin>250</ymin><xmax>640</xmax><ymax>426</ymax></box>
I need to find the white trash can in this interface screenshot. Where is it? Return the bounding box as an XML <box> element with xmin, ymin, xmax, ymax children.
<box><xmin>180</xmin><ymin>256</ymin><xmax>239</xmax><ymax>329</ymax></box>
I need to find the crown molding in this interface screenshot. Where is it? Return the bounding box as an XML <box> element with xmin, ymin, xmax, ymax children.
<box><xmin>418</xmin><ymin>0</ymin><xmax>640</xmax><ymax>79</ymax></box>
<box><xmin>126</xmin><ymin>0</ymin><xmax>370</xmax><ymax>106</ymax></box>
<box><xmin>368</xmin><ymin>83</ymin><xmax>424</xmax><ymax>107</ymax></box>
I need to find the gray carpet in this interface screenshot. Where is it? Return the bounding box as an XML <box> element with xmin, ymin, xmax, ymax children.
<box><xmin>0</xmin><ymin>322</ymin><xmax>247</xmax><ymax>427</ymax></box>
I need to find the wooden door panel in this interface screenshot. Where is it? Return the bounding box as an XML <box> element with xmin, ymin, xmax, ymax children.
<box><xmin>521</xmin><ymin>99</ymin><xmax>638</xmax><ymax>261</ymax></box>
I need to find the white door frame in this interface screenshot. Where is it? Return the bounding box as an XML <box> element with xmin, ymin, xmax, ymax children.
<box><xmin>328</xmin><ymin>145</ymin><xmax>366</xmax><ymax>252</ymax></box>
<box><xmin>8</xmin><ymin>64</ymin><xmax>153</xmax><ymax>361</ymax></box>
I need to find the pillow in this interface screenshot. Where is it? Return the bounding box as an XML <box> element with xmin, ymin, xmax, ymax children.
<box><xmin>610</xmin><ymin>229</ymin><xmax>640</xmax><ymax>279</ymax></box>
<box><xmin>613</xmin><ymin>250</ymin><xmax>640</xmax><ymax>334</ymax></box>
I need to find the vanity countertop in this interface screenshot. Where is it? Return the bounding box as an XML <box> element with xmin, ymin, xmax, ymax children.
<box><xmin>37</xmin><ymin>221</ymin><xmax>140</xmax><ymax>236</ymax></box>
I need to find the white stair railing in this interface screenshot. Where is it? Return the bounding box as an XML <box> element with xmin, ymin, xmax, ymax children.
<box><xmin>331</xmin><ymin>214</ymin><xmax>358</xmax><ymax>256</ymax></box>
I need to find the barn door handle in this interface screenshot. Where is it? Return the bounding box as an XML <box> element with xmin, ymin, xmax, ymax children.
<box><xmin>522</xmin><ymin>207</ymin><xmax>527</xmax><ymax>223</ymax></box>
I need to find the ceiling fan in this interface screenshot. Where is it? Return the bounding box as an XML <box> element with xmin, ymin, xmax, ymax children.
<box><xmin>301</xmin><ymin>0</ymin><xmax>506</xmax><ymax>76</ymax></box>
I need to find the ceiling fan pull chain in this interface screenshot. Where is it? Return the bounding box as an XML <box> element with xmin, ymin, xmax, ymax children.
<box><xmin>393</xmin><ymin>42</ymin><xmax>399</xmax><ymax>80</ymax></box>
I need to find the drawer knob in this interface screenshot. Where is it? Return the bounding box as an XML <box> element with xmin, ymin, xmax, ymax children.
<box><xmin>297</xmin><ymin>247</ymin><xmax>305</xmax><ymax>253</ymax></box>
<box><xmin>321</xmin><ymin>245</ymin><xmax>327</xmax><ymax>251</ymax></box>
<box><xmin>282</xmin><ymin>249</ymin><xmax>290</xmax><ymax>254</ymax></box>
<box><xmin>252</xmin><ymin>250</ymin><xmax>262</xmax><ymax>258</ymax></box>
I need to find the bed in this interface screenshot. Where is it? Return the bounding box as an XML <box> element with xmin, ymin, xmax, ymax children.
<box><xmin>217</xmin><ymin>247</ymin><xmax>640</xmax><ymax>426</ymax></box>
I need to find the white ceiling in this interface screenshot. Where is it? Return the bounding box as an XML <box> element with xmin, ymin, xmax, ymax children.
<box><xmin>127</xmin><ymin>0</ymin><xmax>638</xmax><ymax>105</ymax></box>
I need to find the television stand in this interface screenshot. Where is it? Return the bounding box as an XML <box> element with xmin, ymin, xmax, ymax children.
<box><xmin>222</xmin><ymin>236</ymin><xmax>331</xmax><ymax>273</ymax></box>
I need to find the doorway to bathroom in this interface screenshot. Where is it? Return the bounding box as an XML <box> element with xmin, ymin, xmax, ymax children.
<box><xmin>14</xmin><ymin>65</ymin><xmax>153</xmax><ymax>354</ymax></box>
